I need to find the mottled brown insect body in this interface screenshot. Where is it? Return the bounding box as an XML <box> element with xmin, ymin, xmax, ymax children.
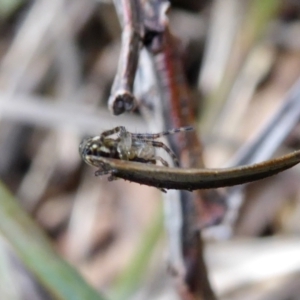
<box><xmin>79</xmin><ymin>126</ymin><xmax>193</xmax><ymax>168</ymax></box>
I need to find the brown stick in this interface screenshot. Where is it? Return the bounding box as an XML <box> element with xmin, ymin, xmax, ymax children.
<box><xmin>142</xmin><ymin>2</ymin><xmax>219</xmax><ymax>297</ymax></box>
<box><xmin>109</xmin><ymin>0</ymin><xmax>142</xmax><ymax>115</ymax></box>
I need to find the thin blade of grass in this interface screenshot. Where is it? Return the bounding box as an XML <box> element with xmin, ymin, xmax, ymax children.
<box><xmin>0</xmin><ymin>182</ymin><xmax>106</xmax><ymax>300</ymax></box>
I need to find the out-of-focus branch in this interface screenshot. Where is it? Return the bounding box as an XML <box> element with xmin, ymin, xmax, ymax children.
<box><xmin>201</xmin><ymin>0</ymin><xmax>280</xmax><ymax>133</ymax></box>
<box><xmin>0</xmin><ymin>0</ymin><xmax>95</xmax><ymax>93</ymax></box>
<box><xmin>141</xmin><ymin>2</ymin><xmax>218</xmax><ymax>299</ymax></box>
<box><xmin>206</xmin><ymin>77</ymin><xmax>300</xmax><ymax>239</ymax></box>
<box><xmin>228</xmin><ymin>78</ymin><xmax>300</xmax><ymax>167</ymax></box>
<box><xmin>0</xmin><ymin>93</ymin><xmax>145</xmax><ymax>135</ymax></box>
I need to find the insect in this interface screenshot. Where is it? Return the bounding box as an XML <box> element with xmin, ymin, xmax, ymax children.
<box><xmin>79</xmin><ymin>126</ymin><xmax>193</xmax><ymax>170</ymax></box>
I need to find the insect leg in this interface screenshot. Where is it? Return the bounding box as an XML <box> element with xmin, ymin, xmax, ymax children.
<box><xmin>154</xmin><ymin>156</ymin><xmax>169</xmax><ymax>167</ymax></box>
<box><xmin>151</xmin><ymin>141</ymin><xmax>180</xmax><ymax>167</ymax></box>
<box><xmin>95</xmin><ymin>168</ymin><xmax>118</xmax><ymax>182</ymax></box>
<box><xmin>100</xmin><ymin>126</ymin><xmax>127</xmax><ymax>142</ymax></box>
<box><xmin>95</xmin><ymin>169</ymin><xmax>112</xmax><ymax>176</ymax></box>
<box><xmin>132</xmin><ymin>126</ymin><xmax>193</xmax><ymax>140</ymax></box>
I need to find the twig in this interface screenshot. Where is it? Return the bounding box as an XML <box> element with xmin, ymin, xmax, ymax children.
<box><xmin>109</xmin><ymin>0</ymin><xmax>142</xmax><ymax>115</ymax></box>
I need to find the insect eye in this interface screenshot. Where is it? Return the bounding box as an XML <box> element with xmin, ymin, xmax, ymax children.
<box><xmin>79</xmin><ymin>137</ymin><xmax>92</xmax><ymax>155</ymax></box>
<box><xmin>85</xmin><ymin>148</ymin><xmax>92</xmax><ymax>155</ymax></box>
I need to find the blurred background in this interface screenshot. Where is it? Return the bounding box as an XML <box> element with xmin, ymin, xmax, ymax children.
<box><xmin>1</xmin><ymin>0</ymin><xmax>300</xmax><ymax>299</ymax></box>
